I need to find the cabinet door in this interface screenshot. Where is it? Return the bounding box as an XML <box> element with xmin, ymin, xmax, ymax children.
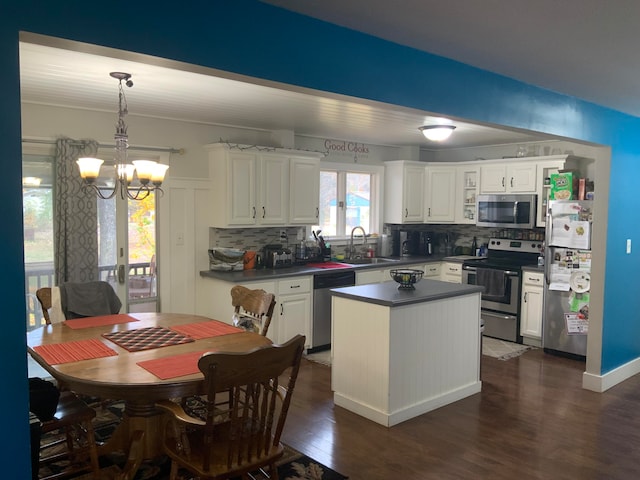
<box><xmin>507</xmin><ymin>163</ymin><xmax>537</xmax><ymax>192</ymax></box>
<box><xmin>425</xmin><ymin>167</ymin><xmax>456</xmax><ymax>222</ymax></box>
<box><xmin>289</xmin><ymin>156</ymin><xmax>320</xmax><ymax>224</ymax></box>
<box><xmin>403</xmin><ymin>165</ymin><xmax>425</xmax><ymax>222</ymax></box>
<box><xmin>259</xmin><ymin>154</ymin><xmax>289</xmax><ymax>225</ymax></box>
<box><xmin>228</xmin><ymin>152</ymin><xmax>258</xmax><ymax>225</ymax></box>
<box><xmin>279</xmin><ymin>293</ymin><xmax>311</xmax><ymax>348</ymax></box>
<box><xmin>521</xmin><ymin>271</ymin><xmax>544</xmax><ymax>339</ymax></box>
<box><xmin>480</xmin><ymin>165</ymin><xmax>506</xmax><ymax>193</ymax></box>
<box><xmin>440</xmin><ymin>262</ymin><xmax>462</xmax><ymax>283</ymax></box>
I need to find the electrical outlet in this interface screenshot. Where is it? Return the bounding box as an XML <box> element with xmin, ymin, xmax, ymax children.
<box><xmin>279</xmin><ymin>230</ymin><xmax>288</xmax><ymax>240</ymax></box>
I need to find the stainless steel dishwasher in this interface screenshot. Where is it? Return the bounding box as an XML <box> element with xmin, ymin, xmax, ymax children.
<box><xmin>310</xmin><ymin>270</ymin><xmax>356</xmax><ymax>353</ymax></box>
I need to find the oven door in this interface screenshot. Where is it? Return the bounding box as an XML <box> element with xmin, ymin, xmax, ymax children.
<box><xmin>462</xmin><ymin>265</ymin><xmax>519</xmax><ymax>315</ymax></box>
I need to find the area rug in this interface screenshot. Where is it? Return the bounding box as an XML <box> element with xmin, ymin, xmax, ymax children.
<box><xmin>482</xmin><ymin>336</ymin><xmax>536</xmax><ymax>360</ymax></box>
<box><xmin>39</xmin><ymin>399</ymin><xmax>348</xmax><ymax>480</ymax></box>
<box><xmin>305</xmin><ymin>350</ymin><xmax>331</xmax><ymax>366</ymax></box>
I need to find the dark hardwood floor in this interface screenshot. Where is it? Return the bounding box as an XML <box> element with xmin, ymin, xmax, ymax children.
<box><xmin>284</xmin><ymin>348</ymin><xmax>640</xmax><ymax>479</ymax></box>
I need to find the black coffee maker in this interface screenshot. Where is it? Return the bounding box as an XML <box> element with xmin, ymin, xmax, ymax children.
<box><xmin>421</xmin><ymin>232</ymin><xmax>434</xmax><ymax>256</ymax></box>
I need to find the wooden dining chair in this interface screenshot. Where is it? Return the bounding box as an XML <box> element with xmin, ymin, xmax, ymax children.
<box><xmin>230</xmin><ymin>285</ymin><xmax>276</xmax><ymax>337</ymax></box>
<box><xmin>36</xmin><ymin>287</ymin><xmax>53</xmax><ymax>324</ymax></box>
<box><xmin>37</xmin><ymin>390</ymin><xmax>101</xmax><ymax>480</ymax></box>
<box><xmin>157</xmin><ymin>334</ymin><xmax>305</xmax><ymax>480</ymax></box>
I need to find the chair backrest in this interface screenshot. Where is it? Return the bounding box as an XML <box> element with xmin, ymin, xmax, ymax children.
<box><xmin>230</xmin><ymin>285</ymin><xmax>276</xmax><ymax>336</ymax></box>
<box><xmin>59</xmin><ymin>281</ymin><xmax>122</xmax><ymax>319</ymax></box>
<box><xmin>197</xmin><ymin>334</ymin><xmax>305</xmax><ymax>473</ymax></box>
<box><xmin>36</xmin><ymin>287</ymin><xmax>52</xmax><ymax>324</ymax></box>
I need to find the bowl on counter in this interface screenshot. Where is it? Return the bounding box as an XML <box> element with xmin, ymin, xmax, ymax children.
<box><xmin>389</xmin><ymin>269</ymin><xmax>424</xmax><ymax>290</ymax></box>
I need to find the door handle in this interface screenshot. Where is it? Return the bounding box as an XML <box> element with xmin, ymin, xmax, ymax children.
<box><xmin>117</xmin><ymin>264</ymin><xmax>126</xmax><ymax>284</ymax></box>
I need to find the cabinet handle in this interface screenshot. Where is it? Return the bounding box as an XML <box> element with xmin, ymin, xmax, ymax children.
<box><xmin>524</xmin><ymin>292</ymin><xmax>528</xmax><ymax>302</ymax></box>
<box><xmin>280</xmin><ymin>304</ymin><xmax>284</xmax><ymax>315</ymax></box>
<box><xmin>262</xmin><ymin>206</ymin><xmax>266</xmax><ymax>219</ymax></box>
<box><xmin>290</xmin><ymin>284</ymin><xmax>301</xmax><ymax>289</ymax></box>
<box><xmin>502</xmin><ymin>177</ymin><xmax>505</xmax><ymax>187</ymax></box>
<box><xmin>428</xmin><ymin>207</ymin><xmax>431</xmax><ymax>217</ymax></box>
<box><xmin>405</xmin><ymin>208</ymin><xmax>408</xmax><ymax>218</ymax></box>
<box><xmin>511</xmin><ymin>177</ymin><xmax>514</xmax><ymax>187</ymax></box>
<box><xmin>252</xmin><ymin>206</ymin><xmax>256</xmax><ymax>219</ymax></box>
<box><xmin>316</xmin><ymin>207</ymin><xmax>319</xmax><ymax>219</ymax></box>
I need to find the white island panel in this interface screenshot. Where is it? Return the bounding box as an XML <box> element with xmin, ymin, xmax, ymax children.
<box><xmin>332</xmin><ymin>282</ymin><xmax>482</xmax><ymax>427</ymax></box>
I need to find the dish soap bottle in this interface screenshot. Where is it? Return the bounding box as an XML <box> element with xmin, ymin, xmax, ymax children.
<box><xmin>471</xmin><ymin>236</ymin><xmax>477</xmax><ymax>256</ymax></box>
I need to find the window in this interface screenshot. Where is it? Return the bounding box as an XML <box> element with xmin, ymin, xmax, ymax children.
<box><xmin>314</xmin><ymin>164</ymin><xmax>381</xmax><ymax>237</ymax></box>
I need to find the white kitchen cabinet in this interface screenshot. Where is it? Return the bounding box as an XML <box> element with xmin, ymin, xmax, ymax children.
<box><xmin>520</xmin><ymin>270</ymin><xmax>544</xmax><ymax>346</ymax></box>
<box><xmin>456</xmin><ymin>166</ymin><xmax>479</xmax><ymax>224</ymax></box>
<box><xmin>289</xmin><ymin>156</ymin><xmax>321</xmax><ymax>224</ymax></box>
<box><xmin>440</xmin><ymin>262</ymin><xmax>462</xmax><ymax>283</ymax></box>
<box><xmin>277</xmin><ymin>276</ymin><xmax>312</xmax><ymax>348</ymax></box>
<box><xmin>480</xmin><ymin>162</ymin><xmax>537</xmax><ymax>194</ymax></box>
<box><xmin>356</xmin><ymin>268</ymin><xmax>385</xmax><ymax>285</ymax></box>
<box><xmin>384</xmin><ymin>161</ymin><xmax>425</xmax><ymax>223</ymax></box>
<box><xmin>422</xmin><ymin>262</ymin><xmax>441</xmax><ymax>278</ymax></box>
<box><xmin>206</xmin><ymin>143</ymin><xmax>321</xmax><ymax>227</ymax></box>
<box><xmin>425</xmin><ymin>167</ymin><xmax>456</xmax><ymax>223</ymax></box>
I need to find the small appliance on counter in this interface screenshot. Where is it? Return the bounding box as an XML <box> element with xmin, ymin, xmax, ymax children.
<box><xmin>263</xmin><ymin>244</ymin><xmax>293</xmax><ymax>269</ymax></box>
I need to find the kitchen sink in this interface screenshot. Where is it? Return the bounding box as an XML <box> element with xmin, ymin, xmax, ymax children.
<box><xmin>345</xmin><ymin>257</ymin><xmax>400</xmax><ymax>265</ymax></box>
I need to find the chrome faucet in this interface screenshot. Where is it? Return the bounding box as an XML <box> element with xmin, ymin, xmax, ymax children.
<box><xmin>348</xmin><ymin>226</ymin><xmax>367</xmax><ymax>259</ymax></box>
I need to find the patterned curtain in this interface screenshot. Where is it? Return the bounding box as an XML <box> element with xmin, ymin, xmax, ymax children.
<box><xmin>54</xmin><ymin>138</ymin><xmax>100</xmax><ymax>284</ymax></box>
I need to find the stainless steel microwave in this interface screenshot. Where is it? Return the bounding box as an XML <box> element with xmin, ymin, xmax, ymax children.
<box><xmin>476</xmin><ymin>194</ymin><xmax>537</xmax><ymax>229</ymax></box>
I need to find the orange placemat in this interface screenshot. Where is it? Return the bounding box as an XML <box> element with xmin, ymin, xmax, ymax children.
<box><xmin>169</xmin><ymin>320</ymin><xmax>242</xmax><ymax>340</ymax></box>
<box><xmin>137</xmin><ymin>350</ymin><xmax>213</xmax><ymax>380</ymax></box>
<box><xmin>64</xmin><ymin>314</ymin><xmax>139</xmax><ymax>329</ymax></box>
<box><xmin>33</xmin><ymin>339</ymin><xmax>118</xmax><ymax>365</ymax></box>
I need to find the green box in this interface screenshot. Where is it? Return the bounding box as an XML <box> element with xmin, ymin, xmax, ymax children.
<box><xmin>550</xmin><ymin>172</ymin><xmax>575</xmax><ymax>200</ymax></box>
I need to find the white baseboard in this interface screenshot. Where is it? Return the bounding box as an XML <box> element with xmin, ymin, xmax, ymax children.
<box><xmin>583</xmin><ymin>356</ymin><xmax>640</xmax><ymax>392</ymax></box>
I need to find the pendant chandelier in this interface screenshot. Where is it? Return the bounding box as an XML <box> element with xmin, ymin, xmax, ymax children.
<box><xmin>76</xmin><ymin>72</ymin><xmax>169</xmax><ymax>200</ymax></box>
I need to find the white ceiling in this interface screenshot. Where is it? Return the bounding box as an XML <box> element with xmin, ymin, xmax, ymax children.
<box><xmin>22</xmin><ymin>0</ymin><xmax>633</xmax><ymax>151</ymax></box>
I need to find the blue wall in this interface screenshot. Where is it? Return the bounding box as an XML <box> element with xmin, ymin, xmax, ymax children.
<box><xmin>4</xmin><ymin>0</ymin><xmax>640</xmax><ymax>475</ymax></box>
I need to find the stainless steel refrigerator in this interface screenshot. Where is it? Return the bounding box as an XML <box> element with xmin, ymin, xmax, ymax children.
<box><xmin>543</xmin><ymin>200</ymin><xmax>593</xmax><ymax>359</ymax></box>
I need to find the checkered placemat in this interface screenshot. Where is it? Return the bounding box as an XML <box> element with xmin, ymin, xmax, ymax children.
<box><xmin>103</xmin><ymin>326</ymin><xmax>195</xmax><ymax>352</ymax></box>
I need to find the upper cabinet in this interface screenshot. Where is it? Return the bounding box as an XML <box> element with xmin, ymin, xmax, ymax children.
<box><xmin>384</xmin><ymin>161</ymin><xmax>425</xmax><ymax>223</ymax></box>
<box><xmin>289</xmin><ymin>156</ymin><xmax>321</xmax><ymax>224</ymax></box>
<box><xmin>455</xmin><ymin>166</ymin><xmax>479</xmax><ymax>224</ymax></box>
<box><xmin>425</xmin><ymin>166</ymin><xmax>456</xmax><ymax>223</ymax></box>
<box><xmin>205</xmin><ymin>143</ymin><xmax>322</xmax><ymax>227</ymax></box>
<box><xmin>480</xmin><ymin>162</ymin><xmax>537</xmax><ymax>193</ymax></box>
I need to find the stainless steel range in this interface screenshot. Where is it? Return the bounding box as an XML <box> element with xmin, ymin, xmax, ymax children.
<box><xmin>462</xmin><ymin>238</ymin><xmax>542</xmax><ymax>343</ymax></box>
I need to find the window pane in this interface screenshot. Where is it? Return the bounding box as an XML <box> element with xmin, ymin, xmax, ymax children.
<box><xmin>318</xmin><ymin>171</ymin><xmax>337</xmax><ymax>236</ymax></box>
<box><xmin>345</xmin><ymin>172</ymin><xmax>371</xmax><ymax>234</ymax></box>
<box><xmin>23</xmin><ymin>155</ymin><xmax>54</xmax><ymax>330</ymax></box>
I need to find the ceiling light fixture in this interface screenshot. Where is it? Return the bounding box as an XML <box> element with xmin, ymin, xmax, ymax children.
<box><xmin>76</xmin><ymin>72</ymin><xmax>168</xmax><ymax>200</ymax></box>
<box><xmin>419</xmin><ymin>125</ymin><xmax>456</xmax><ymax>141</ymax></box>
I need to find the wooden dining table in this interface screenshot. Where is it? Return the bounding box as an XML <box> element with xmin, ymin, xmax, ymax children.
<box><xmin>26</xmin><ymin>312</ymin><xmax>272</xmax><ymax>475</ymax></box>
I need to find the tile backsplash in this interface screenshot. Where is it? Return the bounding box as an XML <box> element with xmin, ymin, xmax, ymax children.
<box><xmin>210</xmin><ymin>226</ymin><xmax>304</xmax><ymax>252</ymax></box>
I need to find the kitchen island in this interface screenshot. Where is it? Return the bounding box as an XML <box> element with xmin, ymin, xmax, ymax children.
<box><xmin>330</xmin><ymin>279</ymin><xmax>484</xmax><ymax>427</ymax></box>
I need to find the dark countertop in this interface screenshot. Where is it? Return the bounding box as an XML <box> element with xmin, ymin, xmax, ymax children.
<box><xmin>330</xmin><ymin>279</ymin><xmax>484</xmax><ymax>307</ymax></box>
<box><xmin>199</xmin><ymin>254</ymin><xmax>467</xmax><ymax>282</ymax></box>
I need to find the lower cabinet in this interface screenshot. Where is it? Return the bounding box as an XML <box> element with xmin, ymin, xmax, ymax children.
<box><xmin>440</xmin><ymin>262</ymin><xmax>462</xmax><ymax>283</ymax></box>
<box><xmin>277</xmin><ymin>277</ymin><xmax>312</xmax><ymax>348</ymax></box>
<box><xmin>520</xmin><ymin>270</ymin><xmax>544</xmax><ymax>346</ymax></box>
<box><xmin>197</xmin><ymin>276</ymin><xmax>311</xmax><ymax>348</ymax></box>
<box><xmin>422</xmin><ymin>262</ymin><xmax>441</xmax><ymax>278</ymax></box>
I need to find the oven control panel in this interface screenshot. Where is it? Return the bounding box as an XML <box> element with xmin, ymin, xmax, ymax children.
<box><xmin>488</xmin><ymin>238</ymin><xmax>543</xmax><ymax>254</ymax></box>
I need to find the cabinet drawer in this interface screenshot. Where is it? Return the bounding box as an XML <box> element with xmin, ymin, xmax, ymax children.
<box><xmin>442</xmin><ymin>262</ymin><xmax>462</xmax><ymax>275</ymax></box>
<box><xmin>423</xmin><ymin>263</ymin><xmax>441</xmax><ymax>277</ymax></box>
<box><xmin>523</xmin><ymin>271</ymin><xmax>543</xmax><ymax>287</ymax></box>
<box><xmin>278</xmin><ymin>277</ymin><xmax>311</xmax><ymax>295</ymax></box>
